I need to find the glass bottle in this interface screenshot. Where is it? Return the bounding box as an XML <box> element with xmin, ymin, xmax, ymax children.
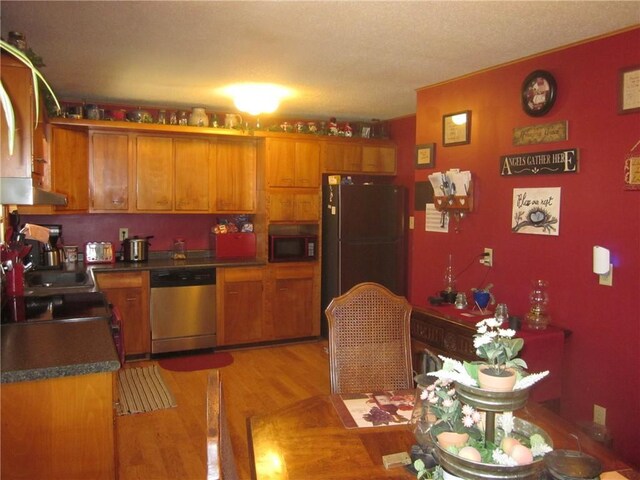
<box><xmin>157</xmin><ymin>110</ymin><xmax>167</xmax><ymax>125</ymax></box>
<box><xmin>526</xmin><ymin>279</ymin><xmax>550</xmax><ymax>330</ymax></box>
<box><xmin>172</xmin><ymin>238</ymin><xmax>186</xmax><ymax>260</ymax></box>
<box><xmin>178</xmin><ymin>111</ymin><xmax>188</xmax><ymax>126</ymax></box>
<box><xmin>411</xmin><ymin>377</ymin><xmax>436</xmax><ymax>450</ymax></box>
<box><xmin>169</xmin><ymin>111</ymin><xmax>178</xmax><ymax>125</ymax></box>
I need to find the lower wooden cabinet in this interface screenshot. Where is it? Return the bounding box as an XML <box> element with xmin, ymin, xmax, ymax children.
<box><xmin>216</xmin><ymin>266</ymin><xmax>266</xmax><ymax>346</ymax></box>
<box><xmin>267</xmin><ymin>263</ymin><xmax>320</xmax><ymax>340</ymax></box>
<box><xmin>1</xmin><ymin>372</ymin><xmax>116</xmax><ymax>479</ymax></box>
<box><xmin>95</xmin><ymin>271</ymin><xmax>150</xmax><ymax>358</ymax></box>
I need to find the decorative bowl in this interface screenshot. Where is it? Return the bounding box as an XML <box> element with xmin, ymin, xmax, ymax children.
<box><xmin>126</xmin><ymin>109</ymin><xmax>153</xmax><ymax>123</ymax></box>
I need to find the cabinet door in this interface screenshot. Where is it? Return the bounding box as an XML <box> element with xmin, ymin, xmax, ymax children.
<box><xmin>174</xmin><ymin>138</ymin><xmax>211</xmax><ymax>211</ymax></box>
<box><xmin>294</xmin><ymin>193</ymin><xmax>320</xmax><ymax>221</ymax></box>
<box><xmin>323</xmin><ymin>142</ymin><xmax>362</xmax><ymax>172</ymax></box>
<box><xmin>217</xmin><ymin>267</ymin><xmax>265</xmax><ymax>345</ymax></box>
<box><xmin>266</xmin><ymin>138</ymin><xmax>296</xmax><ymax>187</ymax></box>
<box><xmin>268</xmin><ymin>192</ymin><xmax>295</xmax><ymax>221</ymax></box>
<box><xmin>214</xmin><ymin>139</ymin><xmax>256</xmax><ymax>212</ymax></box>
<box><xmin>294</xmin><ymin>141</ymin><xmax>320</xmax><ymax>187</ymax></box>
<box><xmin>51</xmin><ymin>127</ymin><xmax>90</xmax><ymax>212</ymax></box>
<box><xmin>90</xmin><ymin>132</ymin><xmax>130</xmax><ymax>211</ymax></box>
<box><xmin>270</xmin><ymin>264</ymin><xmax>318</xmax><ymax>339</ymax></box>
<box><xmin>362</xmin><ymin>145</ymin><xmax>396</xmax><ymax>174</ymax></box>
<box><xmin>96</xmin><ymin>272</ymin><xmax>150</xmax><ymax>358</ymax></box>
<box><xmin>135</xmin><ymin>136</ymin><xmax>173</xmax><ymax>211</ymax></box>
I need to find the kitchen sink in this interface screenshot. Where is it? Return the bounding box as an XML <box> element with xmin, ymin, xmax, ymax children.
<box><xmin>24</xmin><ymin>269</ymin><xmax>96</xmax><ymax>295</ymax></box>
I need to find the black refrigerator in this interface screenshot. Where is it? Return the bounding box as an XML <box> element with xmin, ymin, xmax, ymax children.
<box><xmin>321</xmin><ymin>183</ymin><xmax>406</xmax><ymax>336</ymax></box>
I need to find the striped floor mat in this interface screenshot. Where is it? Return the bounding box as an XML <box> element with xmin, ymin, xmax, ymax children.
<box><xmin>116</xmin><ymin>365</ymin><xmax>177</xmax><ymax>415</ymax></box>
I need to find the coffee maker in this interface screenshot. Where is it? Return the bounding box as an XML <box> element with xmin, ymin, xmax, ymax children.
<box><xmin>24</xmin><ymin>224</ymin><xmax>64</xmax><ymax>269</ymax></box>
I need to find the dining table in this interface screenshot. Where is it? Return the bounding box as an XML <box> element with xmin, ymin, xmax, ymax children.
<box><xmin>248</xmin><ymin>392</ymin><xmax>638</xmax><ymax>480</ymax></box>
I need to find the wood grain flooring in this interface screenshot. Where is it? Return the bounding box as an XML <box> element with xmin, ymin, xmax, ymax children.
<box><xmin>116</xmin><ymin>340</ymin><xmax>331</xmax><ymax>479</ymax></box>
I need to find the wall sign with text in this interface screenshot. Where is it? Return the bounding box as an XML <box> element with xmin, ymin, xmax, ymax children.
<box><xmin>500</xmin><ymin>149</ymin><xmax>578</xmax><ymax>176</ymax></box>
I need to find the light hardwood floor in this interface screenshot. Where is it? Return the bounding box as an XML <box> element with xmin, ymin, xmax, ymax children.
<box><xmin>116</xmin><ymin>340</ymin><xmax>331</xmax><ymax>480</ymax></box>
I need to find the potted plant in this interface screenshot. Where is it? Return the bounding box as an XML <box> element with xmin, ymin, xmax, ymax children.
<box><xmin>471</xmin><ymin>317</ymin><xmax>526</xmax><ymax>391</ymax></box>
<box><xmin>470</xmin><ymin>283</ymin><xmax>495</xmax><ymax>310</ymax></box>
<box><xmin>1</xmin><ymin>38</ymin><xmax>60</xmax><ymax>156</ymax></box>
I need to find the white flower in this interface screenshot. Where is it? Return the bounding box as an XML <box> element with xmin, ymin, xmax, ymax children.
<box><xmin>485</xmin><ymin>317</ymin><xmax>502</xmax><ymax>328</ymax></box>
<box><xmin>462</xmin><ymin>404</ymin><xmax>475</xmax><ymax>416</ymax></box>
<box><xmin>531</xmin><ymin>442</ymin><xmax>553</xmax><ymax>457</ymax></box>
<box><xmin>463</xmin><ymin>415</ymin><xmax>475</xmax><ymax>428</ymax></box>
<box><xmin>473</xmin><ymin>335</ymin><xmax>492</xmax><ymax>349</ymax></box>
<box><xmin>514</xmin><ymin>370</ymin><xmax>549</xmax><ymax>390</ymax></box>
<box><xmin>498</xmin><ymin>328</ymin><xmax>516</xmax><ymax>338</ymax></box>
<box><xmin>498</xmin><ymin>412</ymin><xmax>514</xmax><ymax>436</ymax></box>
<box><xmin>492</xmin><ymin>449</ymin><xmax>518</xmax><ymax>466</ymax></box>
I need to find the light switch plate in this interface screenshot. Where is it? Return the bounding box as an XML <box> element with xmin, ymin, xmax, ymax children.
<box><xmin>599</xmin><ymin>265</ymin><xmax>613</xmax><ymax>286</ymax></box>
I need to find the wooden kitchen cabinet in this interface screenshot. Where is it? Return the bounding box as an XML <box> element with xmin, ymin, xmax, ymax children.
<box><xmin>322</xmin><ymin>141</ymin><xmax>362</xmax><ymax>172</ymax></box>
<box><xmin>362</xmin><ymin>145</ymin><xmax>396</xmax><ymax>174</ymax></box>
<box><xmin>266</xmin><ymin>138</ymin><xmax>320</xmax><ymax>188</ymax></box>
<box><xmin>213</xmin><ymin>138</ymin><xmax>257</xmax><ymax>212</ymax></box>
<box><xmin>174</xmin><ymin>137</ymin><xmax>212</xmax><ymax>211</ymax></box>
<box><xmin>268</xmin><ymin>191</ymin><xmax>320</xmax><ymax>222</ymax></box>
<box><xmin>267</xmin><ymin>263</ymin><xmax>320</xmax><ymax>340</ymax></box>
<box><xmin>90</xmin><ymin>131</ymin><xmax>130</xmax><ymax>211</ymax></box>
<box><xmin>135</xmin><ymin>135</ymin><xmax>174</xmax><ymax>211</ymax></box>
<box><xmin>96</xmin><ymin>271</ymin><xmax>150</xmax><ymax>358</ymax></box>
<box><xmin>1</xmin><ymin>372</ymin><xmax>116</xmax><ymax>479</ymax></box>
<box><xmin>50</xmin><ymin>126</ymin><xmax>90</xmax><ymax>212</ymax></box>
<box><xmin>216</xmin><ymin>266</ymin><xmax>265</xmax><ymax>346</ymax></box>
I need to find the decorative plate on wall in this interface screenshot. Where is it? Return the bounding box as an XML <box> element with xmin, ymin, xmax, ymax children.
<box><xmin>521</xmin><ymin>70</ymin><xmax>557</xmax><ymax>117</ymax></box>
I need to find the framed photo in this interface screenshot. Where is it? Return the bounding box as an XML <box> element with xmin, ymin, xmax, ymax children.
<box><xmin>619</xmin><ymin>65</ymin><xmax>640</xmax><ymax>113</ymax></box>
<box><xmin>521</xmin><ymin>70</ymin><xmax>557</xmax><ymax>117</ymax></box>
<box><xmin>443</xmin><ymin>111</ymin><xmax>471</xmax><ymax>146</ymax></box>
<box><xmin>415</xmin><ymin>143</ymin><xmax>435</xmax><ymax>168</ymax></box>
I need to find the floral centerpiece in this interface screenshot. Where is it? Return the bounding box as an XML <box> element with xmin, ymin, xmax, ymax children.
<box><xmin>413</xmin><ymin>316</ymin><xmax>552</xmax><ymax>477</ymax></box>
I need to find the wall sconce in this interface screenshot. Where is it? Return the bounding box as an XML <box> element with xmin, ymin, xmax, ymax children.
<box><xmin>593</xmin><ymin>245</ymin><xmax>613</xmax><ymax>286</ymax></box>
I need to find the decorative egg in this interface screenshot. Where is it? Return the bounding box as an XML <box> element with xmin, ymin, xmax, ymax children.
<box><xmin>458</xmin><ymin>446</ymin><xmax>482</xmax><ymax>462</ymax></box>
<box><xmin>500</xmin><ymin>436</ymin><xmax>522</xmax><ymax>455</ymax></box>
<box><xmin>510</xmin><ymin>444</ymin><xmax>534</xmax><ymax>465</ymax></box>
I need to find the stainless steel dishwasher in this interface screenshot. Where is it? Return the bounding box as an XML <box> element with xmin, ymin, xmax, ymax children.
<box><xmin>150</xmin><ymin>267</ymin><xmax>216</xmax><ymax>354</ymax></box>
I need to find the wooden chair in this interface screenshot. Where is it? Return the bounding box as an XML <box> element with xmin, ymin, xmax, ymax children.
<box><xmin>207</xmin><ymin>370</ymin><xmax>238</xmax><ymax>480</ymax></box>
<box><xmin>325</xmin><ymin>282</ymin><xmax>413</xmax><ymax>394</ymax></box>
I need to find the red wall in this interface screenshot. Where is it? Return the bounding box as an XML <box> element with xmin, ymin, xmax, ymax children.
<box><xmin>391</xmin><ymin>28</ymin><xmax>640</xmax><ymax>467</ymax></box>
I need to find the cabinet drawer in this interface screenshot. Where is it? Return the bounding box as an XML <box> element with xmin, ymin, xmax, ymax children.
<box><xmin>95</xmin><ymin>272</ymin><xmax>145</xmax><ymax>289</ymax></box>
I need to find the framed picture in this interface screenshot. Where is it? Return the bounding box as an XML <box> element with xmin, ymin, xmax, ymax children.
<box><xmin>415</xmin><ymin>143</ymin><xmax>435</xmax><ymax>168</ymax></box>
<box><xmin>521</xmin><ymin>70</ymin><xmax>557</xmax><ymax>117</ymax></box>
<box><xmin>619</xmin><ymin>65</ymin><xmax>640</xmax><ymax>113</ymax></box>
<box><xmin>443</xmin><ymin>111</ymin><xmax>471</xmax><ymax>146</ymax></box>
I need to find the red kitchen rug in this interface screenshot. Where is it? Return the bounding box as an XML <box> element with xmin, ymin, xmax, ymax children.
<box><xmin>158</xmin><ymin>351</ymin><xmax>234</xmax><ymax>372</ymax></box>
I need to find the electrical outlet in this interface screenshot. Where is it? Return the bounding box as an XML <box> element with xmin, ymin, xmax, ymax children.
<box><xmin>481</xmin><ymin>247</ymin><xmax>493</xmax><ymax>267</ymax></box>
<box><xmin>599</xmin><ymin>264</ymin><xmax>613</xmax><ymax>286</ymax></box>
<box><xmin>593</xmin><ymin>404</ymin><xmax>607</xmax><ymax>425</ymax></box>
<box><xmin>119</xmin><ymin>228</ymin><xmax>129</xmax><ymax>241</ymax></box>
<box><xmin>409</xmin><ymin>216</ymin><xmax>415</xmax><ymax>230</ymax></box>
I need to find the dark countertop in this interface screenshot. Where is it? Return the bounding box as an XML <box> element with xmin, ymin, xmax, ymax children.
<box><xmin>88</xmin><ymin>254</ymin><xmax>264</xmax><ymax>273</ymax></box>
<box><xmin>1</xmin><ymin>318</ymin><xmax>120</xmax><ymax>384</ymax></box>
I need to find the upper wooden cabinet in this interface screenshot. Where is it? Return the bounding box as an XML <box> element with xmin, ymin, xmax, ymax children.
<box><xmin>322</xmin><ymin>141</ymin><xmax>362</xmax><ymax>172</ymax></box>
<box><xmin>90</xmin><ymin>131</ymin><xmax>130</xmax><ymax>211</ymax></box>
<box><xmin>51</xmin><ymin>127</ymin><xmax>90</xmax><ymax>212</ymax></box>
<box><xmin>268</xmin><ymin>192</ymin><xmax>320</xmax><ymax>222</ymax></box>
<box><xmin>174</xmin><ymin>138</ymin><xmax>212</xmax><ymax>212</ymax></box>
<box><xmin>266</xmin><ymin>138</ymin><xmax>320</xmax><ymax>188</ymax></box>
<box><xmin>362</xmin><ymin>145</ymin><xmax>396</xmax><ymax>174</ymax></box>
<box><xmin>321</xmin><ymin>139</ymin><xmax>396</xmax><ymax>174</ymax></box>
<box><xmin>135</xmin><ymin>135</ymin><xmax>174</xmax><ymax>211</ymax></box>
<box><xmin>213</xmin><ymin>138</ymin><xmax>256</xmax><ymax>212</ymax></box>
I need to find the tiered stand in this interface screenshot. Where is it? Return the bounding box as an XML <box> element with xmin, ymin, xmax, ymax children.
<box><xmin>430</xmin><ymin>384</ymin><xmax>553</xmax><ymax>480</ymax></box>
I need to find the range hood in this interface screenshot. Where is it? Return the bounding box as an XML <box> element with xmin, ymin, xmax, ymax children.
<box><xmin>0</xmin><ymin>177</ymin><xmax>68</xmax><ymax>206</ymax></box>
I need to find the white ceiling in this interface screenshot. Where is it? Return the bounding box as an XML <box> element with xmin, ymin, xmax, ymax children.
<box><xmin>2</xmin><ymin>1</ymin><xmax>639</xmax><ymax>121</ymax></box>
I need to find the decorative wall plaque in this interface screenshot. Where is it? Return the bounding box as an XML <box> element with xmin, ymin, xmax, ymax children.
<box><xmin>512</xmin><ymin>121</ymin><xmax>568</xmax><ymax>146</ymax></box>
<box><xmin>500</xmin><ymin>149</ymin><xmax>578</xmax><ymax>176</ymax></box>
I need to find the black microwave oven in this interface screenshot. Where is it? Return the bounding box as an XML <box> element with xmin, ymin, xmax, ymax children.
<box><xmin>269</xmin><ymin>235</ymin><xmax>317</xmax><ymax>262</ymax></box>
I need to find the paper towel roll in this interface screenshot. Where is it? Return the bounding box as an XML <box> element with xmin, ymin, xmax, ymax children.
<box><xmin>593</xmin><ymin>246</ymin><xmax>610</xmax><ymax>274</ymax></box>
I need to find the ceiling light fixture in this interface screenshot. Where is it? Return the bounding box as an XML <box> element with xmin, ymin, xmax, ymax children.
<box><xmin>221</xmin><ymin>83</ymin><xmax>291</xmax><ymax>116</ymax></box>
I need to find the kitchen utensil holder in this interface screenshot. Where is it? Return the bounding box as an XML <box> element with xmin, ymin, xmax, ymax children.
<box><xmin>433</xmin><ymin>181</ymin><xmax>473</xmax><ymax>231</ymax></box>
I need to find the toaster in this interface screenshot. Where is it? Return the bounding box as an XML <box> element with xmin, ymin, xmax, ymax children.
<box><xmin>84</xmin><ymin>242</ymin><xmax>116</xmax><ymax>264</ymax></box>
